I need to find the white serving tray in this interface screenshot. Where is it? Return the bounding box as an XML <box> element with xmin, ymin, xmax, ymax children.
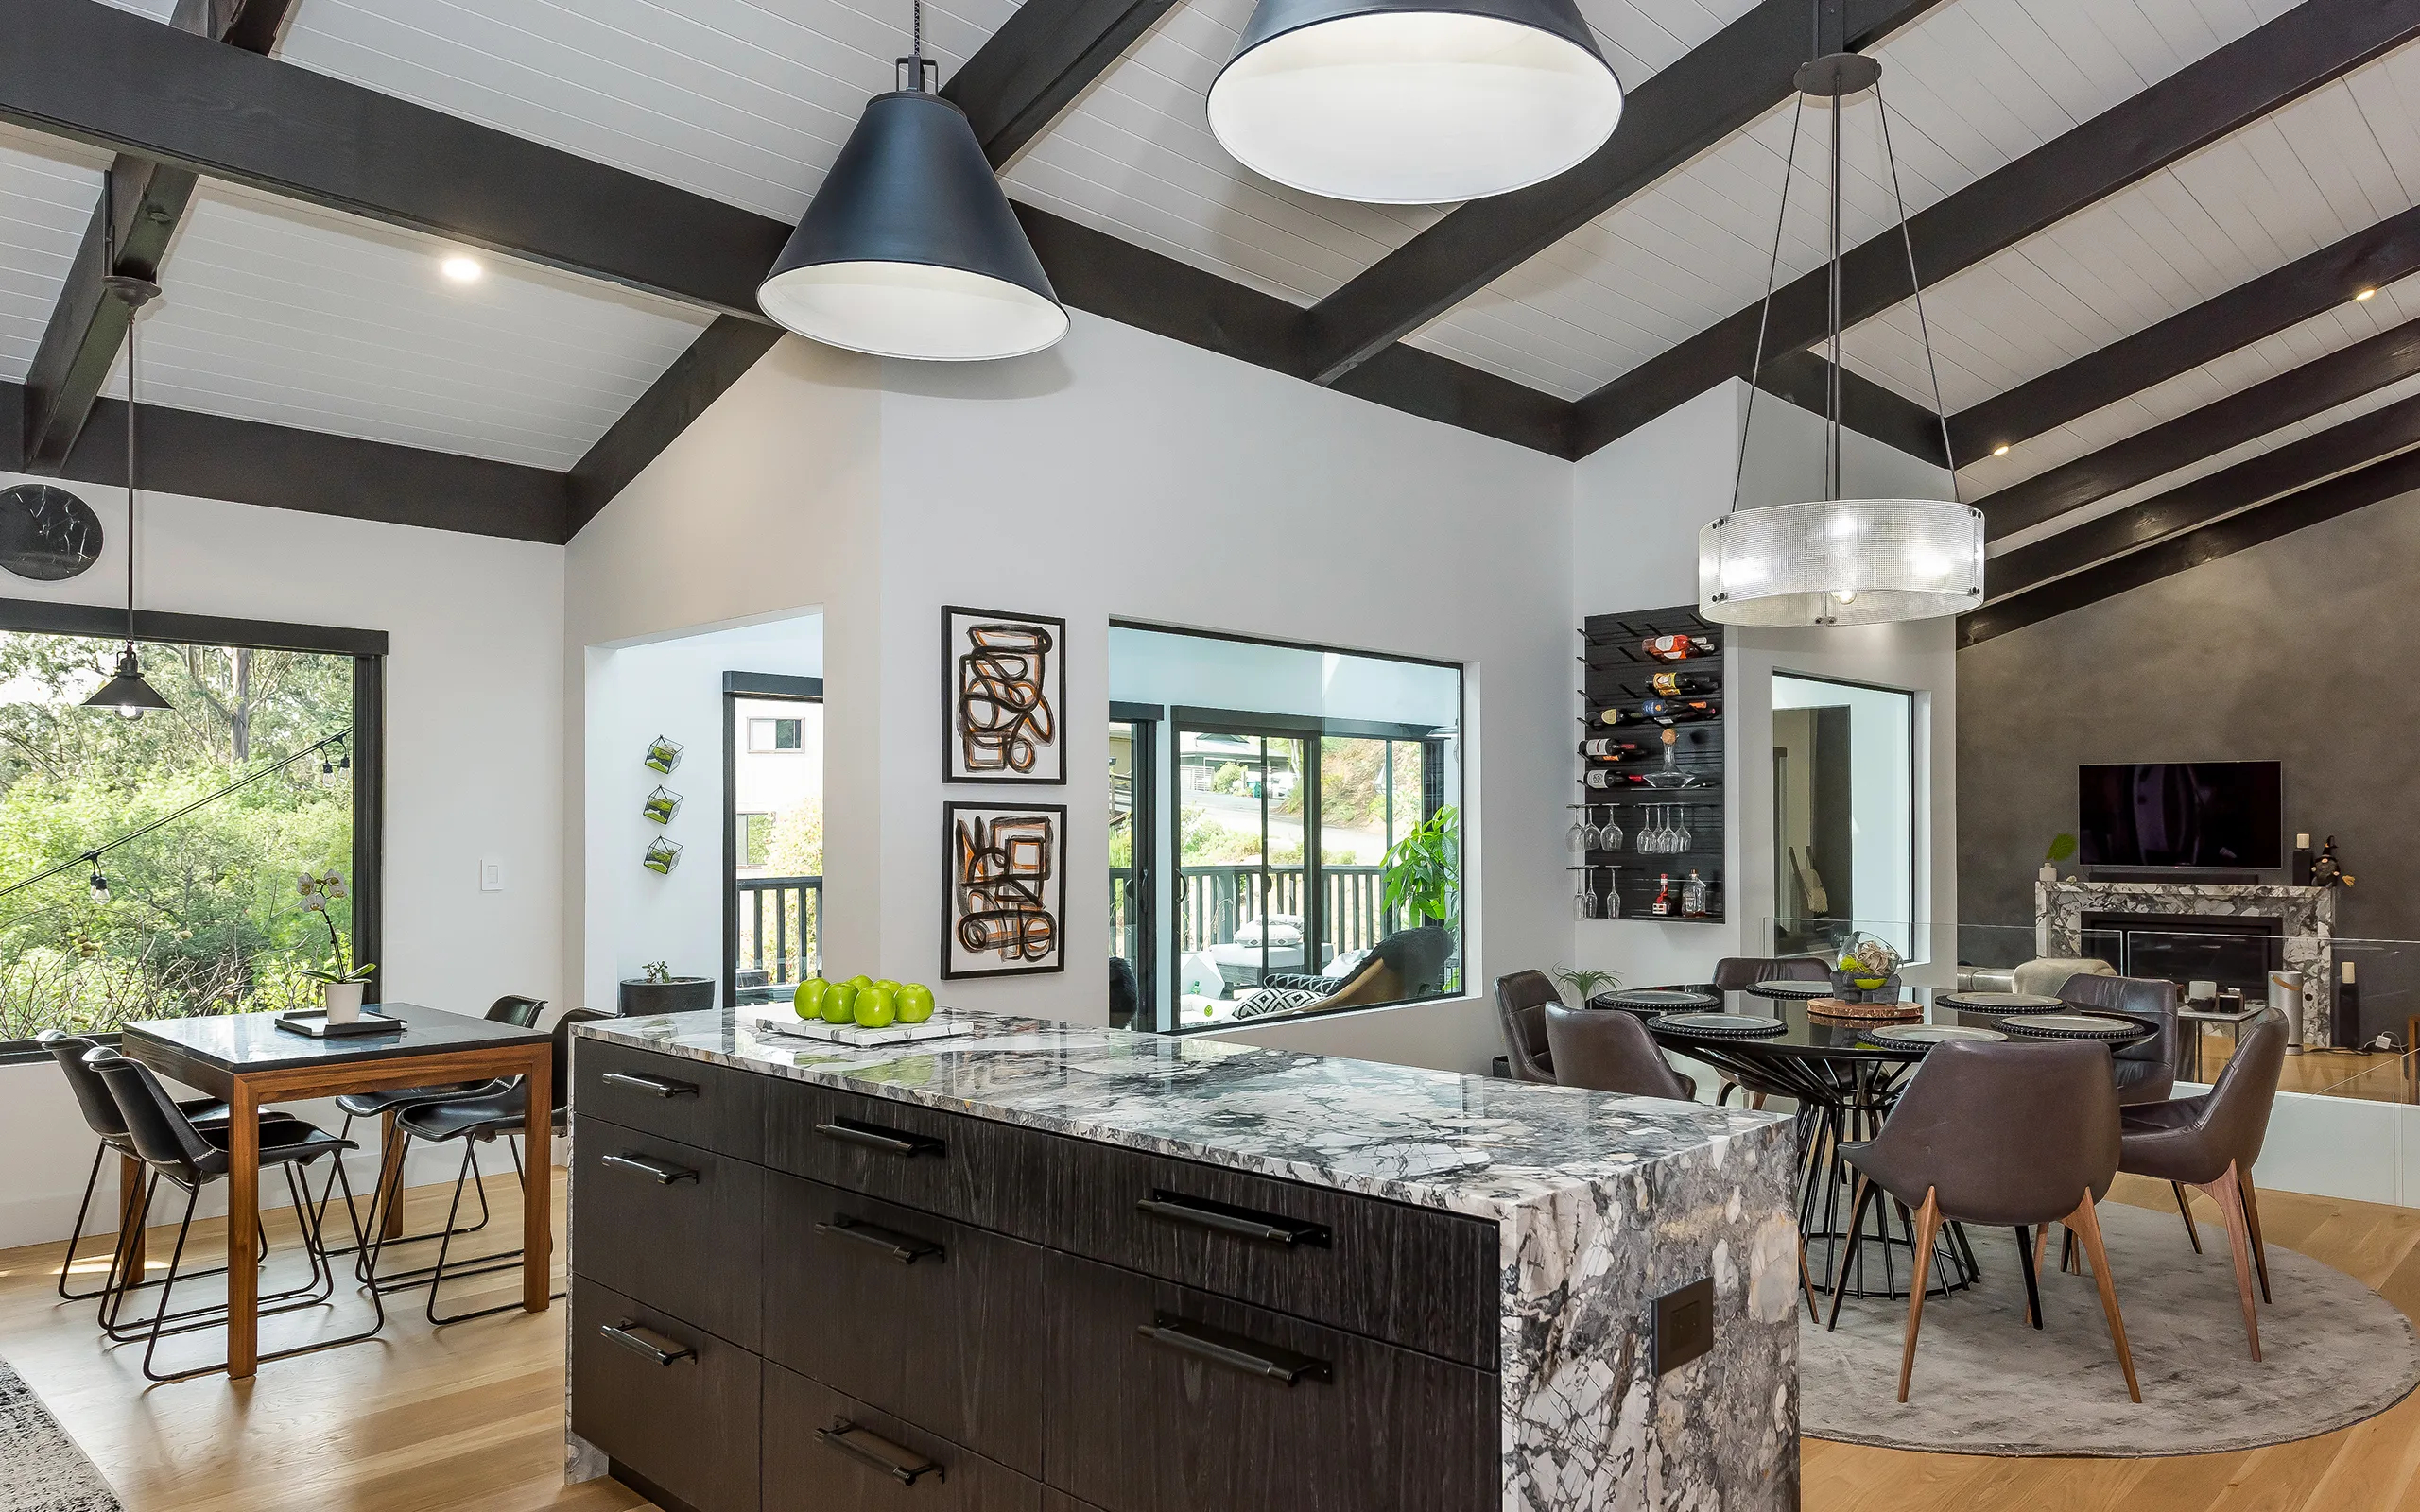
<box><xmin>740</xmin><ymin>1007</ymin><xmax>975</xmax><ymax>1047</ymax></box>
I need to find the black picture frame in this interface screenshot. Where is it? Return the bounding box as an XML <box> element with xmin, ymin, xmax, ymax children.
<box><xmin>942</xmin><ymin>800</ymin><xmax>1067</xmax><ymax>981</ymax></box>
<box><xmin>942</xmin><ymin>605</ymin><xmax>1066</xmax><ymax>784</ymax></box>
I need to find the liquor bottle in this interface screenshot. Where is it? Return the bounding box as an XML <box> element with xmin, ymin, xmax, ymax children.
<box><xmin>1643</xmin><ymin>634</ymin><xmax>1715</xmax><ymax>662</ymax></box>
<box><xmin>1651</xmin><ymin>874</ymin><xmax>1672</xmax><ymax>916</ymax></box>
<box><xmin>1579</xmin><ymin>738</ymin><xmax>1642</xmax><ymax>759</ymax></box>
<box><xmin>2291</xmin><ymin>833</ymin><xmax>2313</xmax><ymax>886</ymax></box>
<box><xmin>1682</xmin><ymin>870</ymin><xmax>1710</xmax><ymax>918</ymax></box>
<box><xmin>1582</xmin><ymin>768</ymin><xmax>1647</xmax><ymax>790</ymax></box>
<box><xmin>1639</xmin><ymin>697</ymin><xmax>1720</xmax><ymax>725</ymax></box>
<box><xmin>1649</xmin><ymin>670</ymin><xmax>1716</xmax><ymax>696</ymax></box>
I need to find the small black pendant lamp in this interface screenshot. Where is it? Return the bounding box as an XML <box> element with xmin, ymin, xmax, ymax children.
<box><xmin>756</xmin><ymin>0</ymin><xmax>1067</xmax><ymax>362</ymax></box>
<box><xmin>82</xmin><ymin>179</ymin><xmax>171</xmax><ymax>720</ymax></box>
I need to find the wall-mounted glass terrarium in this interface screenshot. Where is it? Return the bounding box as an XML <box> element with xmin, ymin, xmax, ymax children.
<box><xmin>643</xmin><ymin>786</ymin><xmax>683</xmax><ymax>825</ymax></box>
<box><xmin>645</xmin><ymin>735</ymin><xmax>684</xmax><ymax>774</ymax></box>
<box><xmin>643</xmin><ymin>837</ymin><xmax>684</xmax><ymax>875</ymax></box>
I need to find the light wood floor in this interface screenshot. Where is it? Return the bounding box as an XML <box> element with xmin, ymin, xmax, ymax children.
<box><xmin>5</xmin><ymin>1172</ymin><xmax>2420</xmax><ymax>1510</ymax></box>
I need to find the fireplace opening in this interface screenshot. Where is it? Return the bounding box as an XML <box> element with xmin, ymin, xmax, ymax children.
<box><xmin>2079</xmin><ymin>913</ymin><xmax>2284</xmax><ymax>995</ymax></box>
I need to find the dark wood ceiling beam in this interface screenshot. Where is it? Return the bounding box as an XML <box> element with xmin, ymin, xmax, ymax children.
<box><xmin>1757</xmin><ymin>350</ymin><xmax>1947</xmax><ymax>467</ymax></box>
<box><xmin>1951</xmin><ymin>203</ymin><xmax>2420</xmax><ymax>461</ymax></box>
<box><xmin>1569</xmin><ymin>0</ymin><xmax>2420</xmax><ymax>460</ymax></box>
<box><xmin>1984</xmin><ymin>388</ymin><xmax>2420</xmax><ymax>599</ymax></box>
<box><xmin>1977</xmin><ymin>314</ymin><xmax>2420</xmax><ymax>540</ymax></box>
<box><xmin>566</xmin><ymin>316</ymin><xmax>786</xmax><ymax>535</ymax></box>
<box><xmin>941</xmin><ymin>0</ymin><xmax>1180</xmax><ymax>167</ymax></box>
<box><xmin>1959</xmin><ymin>443</ymin><xmax>2420</xmax><ymax>646</ymax></box>
<box><xmin>1300</xmin><ymin>0</ymin><xmax>1945</xmax><ymax>385</ymax></box>
<box><xmin>18</xmin><ymin>0</ymin><xmax>299</xmax><ymax>474</ymax></box>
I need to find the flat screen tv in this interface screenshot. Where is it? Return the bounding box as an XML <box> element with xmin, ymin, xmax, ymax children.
<box><xmin>2077</xmin><ymin>762</ymin><xmax>2282</xmax><ymax>869</ymax></box>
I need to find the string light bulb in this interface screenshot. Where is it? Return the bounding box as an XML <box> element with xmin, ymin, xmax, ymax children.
<box><xmin>88</xmin><ymin>860</ymin><xmax>109</xmax><ymax>903</ymax></box>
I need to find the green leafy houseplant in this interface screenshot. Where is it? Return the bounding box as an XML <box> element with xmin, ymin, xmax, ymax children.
<box><xmin>1550</xmin><ymin>965</ymin><xmax>1621</xmax><ymax>1006</ymax></box>
<box><xmin>2045</xmin><ymin>833</ymin><xmax>2078</xmax><ymax>865</ymax></box>
<box><xmin>295</xmin><ymin>868</ymin><xmax>374</xmax><ymax>985</ymax></box>
<box><xmin>1381</xmin><ymin>805</ymin><xmax>1460</xmax><ymax>928</ymax></box>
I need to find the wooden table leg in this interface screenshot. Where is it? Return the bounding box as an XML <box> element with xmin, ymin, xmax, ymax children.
<box><xmin>522</xmin><ymin>1045</ymin><xmax>552</xmax><ymax>1312</ymax></box>
<box><xmin>227</xmin><ymin>1081</ymin><xmax>260</xmax><ymax>1380</ymax></box>
<box><xmin>379</xmin><ymin>1108</ymin><xmax>407</xmax><ymax>1240</ymax></box>
<box><xmin>116</xmin><ymin>1151</ymin><xmax>147</xmax><ymax>1281</ymax></box>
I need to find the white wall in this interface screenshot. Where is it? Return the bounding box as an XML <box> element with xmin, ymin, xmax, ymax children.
<box><xmin>1107</xmin><ymin>625</ymin><xmax>1462</xmax><ymax>726</ymax></box>
<box><xmin>0</xmin><ymin>470</ymin><xmax>565</xmax><ymax>1247</ymax></box>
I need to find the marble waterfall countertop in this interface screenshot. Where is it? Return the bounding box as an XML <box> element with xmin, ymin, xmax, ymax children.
<box><xmin>577</xmin><ymin>1007</ymin><xmax>1803</xmax><ymax>1511</ymax></box>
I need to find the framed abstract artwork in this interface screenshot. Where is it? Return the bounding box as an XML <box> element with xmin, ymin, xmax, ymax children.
<box><xmin>942</xmin><ymin>801</ymin><xmax>1066</xmax><ymax>980</ymax></box>
<box><xmin>942</xmin><ymin>606</ymin><xmax>1064</xmax><ymax>784</ymax></box>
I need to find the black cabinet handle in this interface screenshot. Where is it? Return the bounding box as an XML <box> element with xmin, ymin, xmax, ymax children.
<box><xmin>814</xmin><ymin>1118</ymin><xmax>944</xmax><ymax>1158</ymax></box>
<box><xmin>1137</xmin><ymin>1191</ymin><xmax>1330</xmax><ymax>1247</ymax></box>
<box><xmin>602</xmin><ymin>1152</ymin><xmax>700</xmax><ymax>1185</ymax></box>
<box><xmin>601</xmin><ymin>1071</ymin><xmax>699</xmax><ymax>1099</ymax></box>
<box><xmin>817</xmin><ymin>1421</ymin><xmax>944</xmax><ymax>1486</ymax></box>
<box><xmin>600</xmin><ymin>1320</ymin><xmax>695</xmax><ymax>1366</ymax></box>
<box><xmin>1136</xmin><ymin>1314</ymin><xmax>1332</xmax><ymax>1384</ymax></box>
<box><xmin>816</xmin><ymin>1214</ymin><xmax>944</xmax><ymax>1264</ymax></box>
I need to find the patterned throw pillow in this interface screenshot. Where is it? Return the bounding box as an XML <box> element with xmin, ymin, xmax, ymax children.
<box><xmin>1231</xmin><ymin>987</ymin><xmax>1328</xmax><ymax>1019</ymax></box>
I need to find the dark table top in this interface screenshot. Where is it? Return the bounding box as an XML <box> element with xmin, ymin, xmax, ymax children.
<box><xmin>121</xmin><ymin>1001</ymin><xmax>549</xmax><ymax>1074</ymax></box>
<box><xmin>1586</xmin><ymin>986</ymin><xmax>2154</xmax><ymax>1063</ymax></box>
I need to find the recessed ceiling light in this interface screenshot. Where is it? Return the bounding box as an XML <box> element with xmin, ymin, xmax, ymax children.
<box><xmin>1992</xmin><ymin>443</ymin><xmax>2011</xmax><ymax>456</ymax></box>
<box><xmin>440</xmin><ymin>254</ymin><xmax>484</xmax><ymax>284</ymax></box>
<box><xmin>2356</xmin><ymin>287</ymin><xmax>2377</xmax><ymax>301</ymax></box>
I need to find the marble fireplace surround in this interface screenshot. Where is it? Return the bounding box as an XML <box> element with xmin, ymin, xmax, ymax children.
<box><xmin>2037</xmin><ymin>879</ymin><xmax>2337</xmax><ymax>1047</ymax></box>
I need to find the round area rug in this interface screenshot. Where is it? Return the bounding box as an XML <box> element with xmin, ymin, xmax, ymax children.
<box><xmin>1803</xmin><ymin>1198</ymin><xmax>2420</xmax><ymax>1456</ymax></box>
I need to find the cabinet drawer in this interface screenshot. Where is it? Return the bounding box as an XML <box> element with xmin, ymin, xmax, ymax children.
<box><xmin>764</xmin><ymin>1364</ymin><xmax>1045</xmax><ymax>1512</ymax></box>
<box><xmin>1046</xmin><ymin>1141</ymin><xmax>1497</xmax><ymax>1368</ymax></box>
<box><xmin>571</xmin><ymin>1277</ymin><xmax>762</xmax><ymax>1512</ymax></box>
<box><xmin>575</xmin><ymin>1040</ymin><xmax>765</xmax><ymax>1157</ymax></box>
<box><xmin>1046</xmin><ymin>1252</ymin><xmax>1495</xmax><ymax>1512</ymax></box>
<box><xmin>763</xmin><ymin>1079</ymin><xmax>1037</xmax><ymax>1230</ymax></box>
<box><xmin>574</xmin><ymin>1116</ymin><xmax>765</xmax><ymax>1349</ymax></box>
<box><xmin>761</xmin><ymin>1172</ymin><xmax>1048</xmax><ymax>1476</ymax></box>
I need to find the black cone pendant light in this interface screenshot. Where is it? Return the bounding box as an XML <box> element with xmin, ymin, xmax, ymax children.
<box><xmin>757</xmin><ymin>4</ymin><xmax>1066</xmax><ymax>362</ymax></box>
<box><xmin>82</xmin><ymin>180</ymin><xmax>171</xmax><ymax>720</ymax></box>
<box><xmin>1207</xmin><ymin>0</ymin><xmax>1622</xmax><ymax>204</ymax></box>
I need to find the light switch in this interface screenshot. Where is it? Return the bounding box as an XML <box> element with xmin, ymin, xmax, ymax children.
<box><xmin>481</xmin><ymin>859</ymin><xmax>505</xmax><ymax>892</ymax></box>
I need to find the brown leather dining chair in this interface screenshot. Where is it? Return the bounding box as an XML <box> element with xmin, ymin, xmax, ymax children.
<box><xmin>1709</xmin><ymin>957</ymin><xmax>1828</xmax><ymax>1108</ymax></box>
<box><xmin>1830</xmin><ymin>1038</ymin><xmax>2139</xmax><ymax>1404</ymax></box>
<box><xmin>2057</xmin><ymin>972</ymin><xmax>2181</xmax><ymax>1106</ymax></box>
<box><xmin>2118</xmin><ymin>1009</ymin><xmax>2287</xmax><ymax>1360</ymax></box>
<box><xmin>1494</xmin><ymin>971</ymin><xmax>1557</xmax><ymax>1083</ymax></box>
<box><xmin>1542</xmin><ymin>1002</ymin><xmax>1697</xmax><ymax>1101</ymax></box>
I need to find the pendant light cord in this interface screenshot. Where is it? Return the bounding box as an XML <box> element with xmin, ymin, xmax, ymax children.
<box><xmin>124</xmin><ymin>286</ymin><xmax>139</xmax><ymax>651</ymax></box>
<box><xmin>1876</xmin><ymin>82</ymin><xmax>1959</xmax><ymax>502</ymax></box>
<box><xmin>1727</xmin><ymin>94</ymin><xmax>1806</xmax><ymax>519</ymax></box>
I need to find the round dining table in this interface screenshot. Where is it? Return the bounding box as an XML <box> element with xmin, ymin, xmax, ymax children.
<box><xmin>1586</xmin><ymin>984</ymin><xmax>2155</xmax><ymax>1301</ymax></box>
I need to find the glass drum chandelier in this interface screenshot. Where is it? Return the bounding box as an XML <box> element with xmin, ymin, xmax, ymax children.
<box><xmin>1698</xmin><ymin>47</ymin><xmax>1982</xmax><ymax>627</ymax></box>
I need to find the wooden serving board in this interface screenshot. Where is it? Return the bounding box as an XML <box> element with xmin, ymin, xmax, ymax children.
<box><xmin>1806</xmin><ymin>998</ymin><xmax>1922</xmax><ymax>1022</ymax></box>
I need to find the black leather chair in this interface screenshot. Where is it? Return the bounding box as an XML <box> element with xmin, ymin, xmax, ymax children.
<box><xmin>84</xmin><ymin>1046</ymin><xmax>382</xmax><ymax>1382</ymax></box>
<box><xmin>1831</xmin><ymin>1038</ymin><xmax>2139</xmax><ymax>1403</ymax></box>
<box><xmin>1542</xmin><ymin>1002</ymin><xmax>1697</xmax><ymax>1101</ymax></box>
<box><xmin>2120</xmin><ymin>1009</ymin><xmax>2287</xmax><ymax>1359</ymax></box>
<box><xmin>1493</xmin><ymin>971</ymin><xmax>1557</xmax><ymax>1083</ymax></box>
<box><xmin>366</xmin><ymin>1008</ymin><xmax>607</xmax><ymax>1324</ymax></box>
<box><xmin>2056</xmin><ymin>972</ymin><xmax>2180</xmax><ymax>1106</ymax></box>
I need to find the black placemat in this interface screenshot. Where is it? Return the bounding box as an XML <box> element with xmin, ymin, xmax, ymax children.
<box><xmin>1996</xmin><ymin>1012</ymin><xmax>2144</xmax><ymax>1042</ymax></box>
<box><xmin>1864</xmin><ymin>1023</ymin><xmax>2007</xmax><ymax>1049</ymax></box>
<box><xmin>1596</xmin><ymin>988</ymin><xmax>1720</xmax><ymax>1011</ymax></box>
<box><xmin>1654</xmin><ymin>1011</ymin><xmax>1786</xmax><ymax>1038</ymax></box>
<box><xmin>1744</xmin><ymin>979</ymin><xmax>1832</xmax><ymax>1001</ymax></box>
<box><xmin>1935</xmin><ymin>991</ymin><xmax>2064</xmax><ymax>1015</ymax></box>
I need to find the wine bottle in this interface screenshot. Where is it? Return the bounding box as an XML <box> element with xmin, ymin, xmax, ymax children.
<box><xmin>1651</xmin><ymin>873</ymin><xmax>1672</xmax><ymax>916</ymax></box>
<box><xmin>1643</xmin><ymin>634</ymin><xmax>1715</xmax><ymax>662</ymax></box>
<box><xmin>1599</xmin><ymin>699</ymin><xmax>1719</xmax><ymax>728</ymax></box>
<box><xmin>1649</xmin><ymin>670</ymin><xmax>1716</xmax><ymax>696</ymax></box>
<box><xmin>1582</xmin><ymin>768</ymin><xmax>1647</xmax><ymax>790</ymax></box>
<box><xmin>1682</xmin><ymin>870</ymin><xmax>1710</xmax><ymax>918</ymax></box>
<box><xmin>1579</xmin><ymin>738</ymin><xmax>1642</xmax><ymax>759</ymax></box>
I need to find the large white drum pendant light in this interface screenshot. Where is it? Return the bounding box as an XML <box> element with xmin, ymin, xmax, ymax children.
<box><xmin>1206</xmin><ymin>0</ymin><xmax>1624</xmax><ymax>204</ymax></box>
<box><xmin>757</xmin><ymin>19</ymin><xmax>1067</xmax><ymax>362</ymax></box>
<box><xmin>1698</xmin><ymin>47</ymin><xmax>1982</xmax><ymax>627</ymax></box>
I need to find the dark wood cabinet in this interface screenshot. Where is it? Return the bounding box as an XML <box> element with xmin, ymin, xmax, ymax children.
<box><xmin>761</xmin><ymin>1171</ymin><xmax>1050</xmax><ymax>1477</ymax></box>
<box><xmin>571</xmin><ymin>1276</ymin><xmax>762</xmax><ymax>1512</ymax></box>
<box><xmin>1044</xmin><ymin>1252</ymin><xmax>1495</xmax><ymax>1512</ymax></box>
<box><xmin>574</xmin><ymin>1045</ymin><xmax>1502</xmax><ymax>1512</ymax></box>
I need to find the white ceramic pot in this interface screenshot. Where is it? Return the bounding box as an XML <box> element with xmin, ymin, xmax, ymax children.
<box><xmin>322</xmin><ymin>980</ymin><xmax>367</xmax><ymax>1023</ymax></box>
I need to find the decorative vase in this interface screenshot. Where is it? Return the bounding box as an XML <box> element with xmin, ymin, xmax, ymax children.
<box><xmin>617</xmin><ymin>975</ymin><xmax>717</xmax><ymax>1017</ymax></box>
<box><xmin>1827</xmin><ymin>969</ymin><xmax>1902</xmax><ymax>1005</ymax></box>
<box><xmin>322</xmin><ymin>980</ymin><xmax>367</xmax><ymax>1023</ymax></box>
<box><xmin>2039</xmin><ymin>862</ymin><xmax>2058</xmax><ymax>884</ymax></box>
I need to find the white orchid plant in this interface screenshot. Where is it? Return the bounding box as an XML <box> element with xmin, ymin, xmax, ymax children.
<box><xmin>296</xmin><ymin>868</ymin><xmax>376</xmax><ymax>985</ymax></box>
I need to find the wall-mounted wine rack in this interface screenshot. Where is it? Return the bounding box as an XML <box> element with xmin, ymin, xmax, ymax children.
<box><xmin>1576</xmin><ymin>605</ymin><xmax>1726</xmax><ymax>922</ymax></box>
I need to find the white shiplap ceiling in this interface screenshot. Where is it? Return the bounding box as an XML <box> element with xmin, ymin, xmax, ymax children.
<box><xmin>0</xmin><ymin>124</ymin><xmax>110</xmax><ymax>385</ymax></box>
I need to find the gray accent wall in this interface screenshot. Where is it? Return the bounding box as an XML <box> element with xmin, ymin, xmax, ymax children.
<box><xmin>1960</xmin><ymin>489</ymin><xmax>2420</xmax><ymax>951</ymax></box>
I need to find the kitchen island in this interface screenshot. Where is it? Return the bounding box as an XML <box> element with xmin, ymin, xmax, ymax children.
<box><xmin>563</xmin><ymin>1008</ymin><xmax>1798</xmax><ymax>1512</ymax></box>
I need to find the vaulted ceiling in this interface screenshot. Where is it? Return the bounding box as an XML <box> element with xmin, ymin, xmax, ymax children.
<box><xmin>3</xmin><ymin>0</ymin><xmax>2418</xmax><ymax>639</ymax></box>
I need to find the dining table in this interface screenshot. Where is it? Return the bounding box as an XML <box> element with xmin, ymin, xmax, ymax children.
<box><xmin>119</xmin><ymin>1001</ymin><xmax>555</xmax><ymax>1380</ymax></box>
<box><xmin>1588</xmin><ymin>983</ymin><xmax>2157</xmax><ymax>1301</ymax></box>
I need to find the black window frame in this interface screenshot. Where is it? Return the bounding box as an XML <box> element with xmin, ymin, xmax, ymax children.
<box><xmin>0</xmin><ymin>597</ymin><xmax>386</xmax><ymax>1064</ymax></box>
<box><xmin>722</xmin><ymin>671</ymin><xmax>825</xmax><ymax>1009</ymax></box>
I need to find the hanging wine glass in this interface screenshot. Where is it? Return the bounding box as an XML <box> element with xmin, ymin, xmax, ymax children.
<box><xmin>1597</xmin><ymin>806</ymin><xmax>1622</xmax><ymax>852</ymax></box>
<box><xmin>1675</xmin><ymin>805</ymin><xmax>1693</xmax><ymax>852</ymax></box>
<box><xmin>1601</xmin><ymin>866</ymin><xmax>1622</xmax><ymax>919</ymax></box>
<box><xmin>1567</xmin><ymin>810</ymin><xmax>1588</xmax><ymax>854</ymax></box>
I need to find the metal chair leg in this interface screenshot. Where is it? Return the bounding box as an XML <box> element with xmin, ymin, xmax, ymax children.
<box><xmin>2014</xmin><ymin>1226</ymin><xmax>2042</xmax><ymax>1329</ymax></box>
<box><xmin>1827</xmin><ymin>1177</ymin><xmax>1878</xmax><ymax>1332</ymax></box>
<box><xmin>328</xmin><ymin>1114</ymin><xmax>494</xmax><ymax>1266</ymax></box>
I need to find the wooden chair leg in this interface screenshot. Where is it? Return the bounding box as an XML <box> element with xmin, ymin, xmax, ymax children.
<box><xmin>1799</xmin><ymin>1236</ymin><xmax>1819</xmax><ymax>1321</ymax></box>
<box><xmin>2198</xmin><ymin>1162</ymin><xmax>2262</xmax><ymax>1362</ymax></box>
<box><xmin>2066</xmin><ymin>1195</ymin><xmax>2142</xmax><ymax>1402</ymax></box>
<box><xmin>1750</xmin><ymin>1091</ymin><xmax>1768</xmax><ymax>1110</ymax></box>
<box><xmin>2033</xmin><ymin>1220</ymin><xmax>2050</xmax><ymax>1277</ymax></box>
<box><xmin>2171</xmin><ymin>1181</ymin><xmax>2202</xmax><ymax>1254</ymax></box>
<box><xmin>1896</xmin><ymin>1190</ymin><xmax>1942</xmax><ymax>1403</ymax></box>
<box><xmin>2239</xmin><ymin>1170</ymin><xmax>2272</xmax><ymax>1304</ymax></box>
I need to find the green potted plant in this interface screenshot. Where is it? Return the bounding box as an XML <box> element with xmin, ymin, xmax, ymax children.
<box><xmin>1550</xmin><ymin>965</ymin><xmax>1621</xmax><ymax>1007</ymax></box>
<box><xmin>297</xmin><ymin>868</ymin><xmax>375</xmax><ymax>1022</ymax></box>
<box><xmin>617</xmin><ymin>959</ymin><xmax>716</xmax><ymax>1017</ymax></box>
<box><xmin>1382</xmin><ymin>805</ymin><xmax>1461</xmax><ymax>988</ymax></box>
<box><xmin>2041</xmin><ymin>833</ymin><xmax>2077</xmax><ymax>884</ymax></box>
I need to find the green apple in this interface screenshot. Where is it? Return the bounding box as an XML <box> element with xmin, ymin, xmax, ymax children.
<box><xmin>897</xmin><ymin>984</ymin><xmax>935</xmax><ymax>1023</ymax></box>
<box><xmin>874</xmin><ymin>978</ymin><xmax>902</xmax><ymax>996</ymax></box>
<box><xmin>847</xmin><ymin>973</ymin><xmax>874</xmax><ymax>993</ymax></box>
<box><xmin>792</xmin><ymin>977</ymin><xmax>828</xmax><ymax>1021</ymax></box>
<box><xmin>822</xmin><ymin>982</ymin><xmax>858</xmax><ymax>1024</ymax></box>
<box><xmin>855</xmin><ymin>986</ymin><xmax>897</xmax><ymax>1029</ymax></box>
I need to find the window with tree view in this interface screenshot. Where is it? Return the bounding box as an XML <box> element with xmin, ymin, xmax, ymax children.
<box><xmin>0</xmin><ymin>627</ymin><xmax>364</xmax><ymax>1045</ymax></box>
